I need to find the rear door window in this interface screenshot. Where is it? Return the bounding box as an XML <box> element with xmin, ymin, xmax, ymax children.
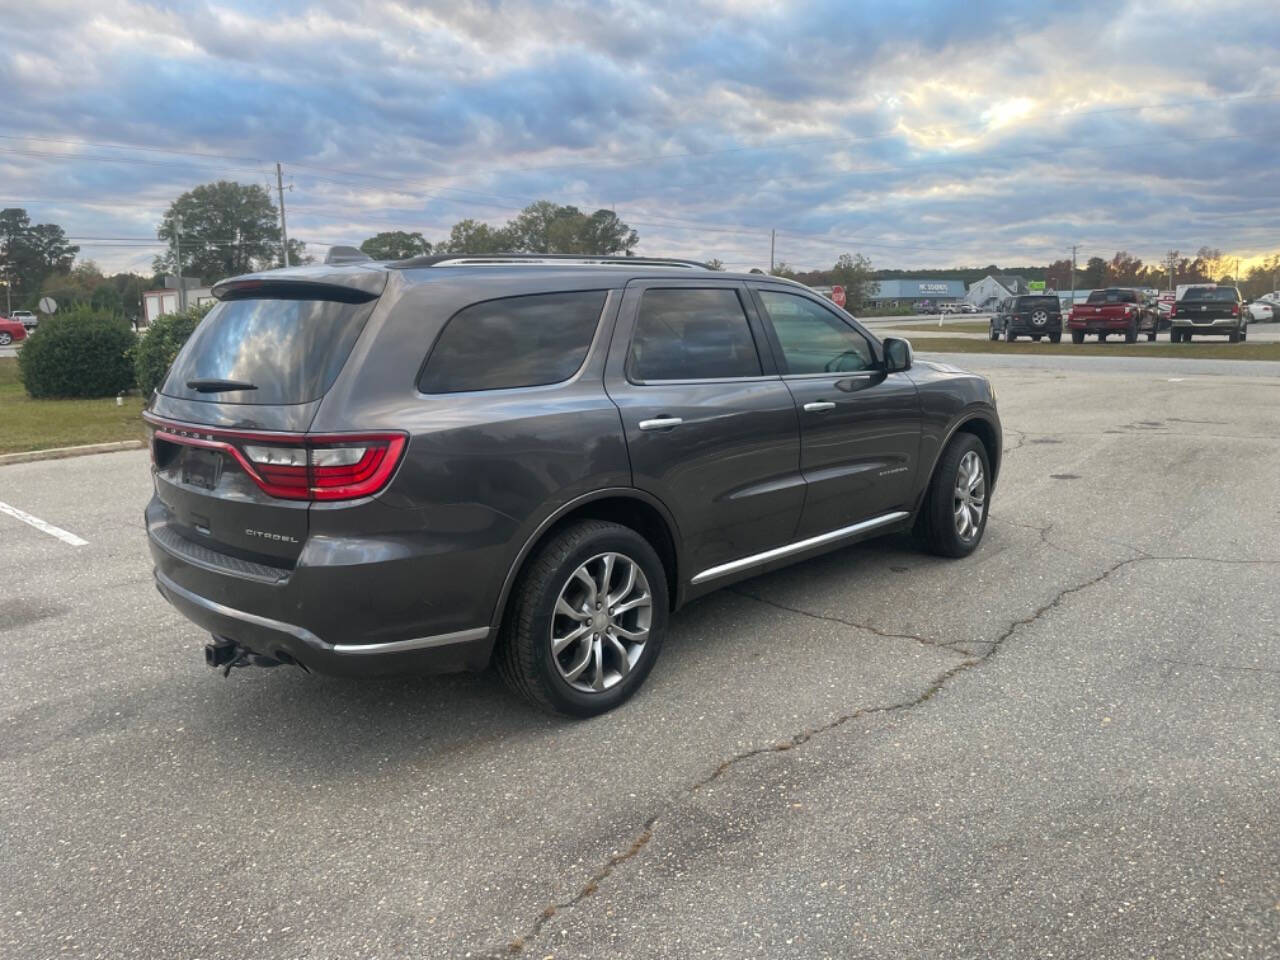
<box><xmin>419</xmin><ymin>290</ymin><xmax>606</xmax><ymax>393</ymax></box>
<box><xmin>161</xmin><ymin>295</ymin><xmax>376</xmax><ymax>405</ymax></box>
<box><xmin>628</xmin><ymin>288</ymin><xmax>762</xmax><ymax>382</ymax></box>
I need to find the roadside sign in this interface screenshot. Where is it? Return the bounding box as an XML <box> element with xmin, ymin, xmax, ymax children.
<box><xmin>831</xmin><ymin>285</ymin><xmax>846</xmax><ymax>308</ymax></box>
<box><xmin>38</xmin><ymin>296</ymin><xmax>57</xmax><ymax>314</ymax></box>
<box><xmin>1028</xmin><ymin>281</ymin><xmax>1045</xmax><ymax>292</ymax></box>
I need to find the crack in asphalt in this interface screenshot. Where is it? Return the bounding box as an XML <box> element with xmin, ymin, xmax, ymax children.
<box><xmin>492</xmin><ymin>551</ymin><xmax>1280</xmax><ymax>955</ymax></box>
<box><xmin>1160</xmin><ymin>657</ymin><xmax>1280</xmax><ymax>676</ymax></box>
<box><xmin>727</xmin><ymin>587</ymin><xmax>969</xmax><ymax>654</ymax></box>
<box><xmin>1002</xmin><ymin>427</ymin><xmax>1028</xmax><ymax>453</ymax></box>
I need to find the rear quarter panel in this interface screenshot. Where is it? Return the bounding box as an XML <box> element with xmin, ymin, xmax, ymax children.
<box><xmin>307</xmin><ymin>272</ymin><xmax>633</xmax><ymax>647</ymax></box>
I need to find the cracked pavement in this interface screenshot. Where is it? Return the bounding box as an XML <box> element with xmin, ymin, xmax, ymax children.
<box><xmin>2</xmin><ymin>355</ymin><xmax>1277</xmax><ymax>958</ymax></box>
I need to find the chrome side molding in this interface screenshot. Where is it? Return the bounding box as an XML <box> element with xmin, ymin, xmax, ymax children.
<box><xmin>689</xmin><ymin>511</ymin><xmax>910</xmax><ymax>585</ymax></box>
<box><xmin>333</xmin><ymin>627</ymin><xmax>489</xmax><ymax>655</ymax></box>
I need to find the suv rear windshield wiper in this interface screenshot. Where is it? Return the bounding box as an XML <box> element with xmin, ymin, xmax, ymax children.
<box><xmin>185</xmin><ymin>378</ymin><xmax>258</xmax><ymax>393</ymax></box>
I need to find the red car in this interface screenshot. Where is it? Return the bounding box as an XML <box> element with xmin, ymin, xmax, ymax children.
<box><xmin>0</xmin><ymin>316</ymin><xmax>29</xmax><ymax>346</ymax></box>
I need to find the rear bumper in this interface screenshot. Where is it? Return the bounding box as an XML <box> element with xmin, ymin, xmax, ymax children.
<box><xmin>1067</xmin><ymin>318</ymin><xmax>1131</xmax><ymax>331</ymax></box>
<box><xmin>1007</xmin><ymin>319</ymin><xmax>1062</xmax><ymax>334</ymax></box>
<box><xmin>146</xmin><ymin>497</ymin><xmax>496</xmax><ymax>676</ymax></box>
<box><xmin>153</xmin><ymin>566</ymin><xmax>489</xmax><ymax>676</ymax></box>
<box><xmin>1170</xmin><ymin>318</ymin><xmax>1238</xmax><ymax>331</ymax></box>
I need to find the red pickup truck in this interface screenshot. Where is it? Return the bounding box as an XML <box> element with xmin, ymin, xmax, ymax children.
<box><xmin>1067</xmin><ymin>288</ymin><xmax>1159</xmax><ymax>343</ymax></box>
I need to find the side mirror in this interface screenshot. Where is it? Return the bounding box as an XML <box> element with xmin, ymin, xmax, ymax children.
<box><xmin>883</xmin><ymin>337</ymin><xmax>913</xmax><ymax>373</ymax></box>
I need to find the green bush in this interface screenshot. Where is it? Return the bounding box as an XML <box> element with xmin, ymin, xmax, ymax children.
<box><xmin>133</xmin><ymin>303</ymin><xmax>213</xmax><ymax>397</ymax></box>
<box><xmin>18</xmin><ymin>307</ymin><xmax>137</xmax><ymax>399</ymax></box>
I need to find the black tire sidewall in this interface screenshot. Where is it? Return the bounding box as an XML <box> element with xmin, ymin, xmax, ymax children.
<box><xmin>926</xmin><ymin>433</ymin><xmax>990</xmax><ymax>558</ymax></box>
<box><xmin>517</xmin><ymin>524</ymin><xmax>669</xmax><ymax>717</ymax></box>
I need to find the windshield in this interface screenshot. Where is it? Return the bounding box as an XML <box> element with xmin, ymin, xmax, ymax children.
<box><xmin>1182</xmin><ymin>287</ymin><xmax>1237</xmax><ymax>302</ymax></box>
<box><xmin>160</xmin><ymin>296</ymin><xmax>375</xmax><ymax>404</ymax></box>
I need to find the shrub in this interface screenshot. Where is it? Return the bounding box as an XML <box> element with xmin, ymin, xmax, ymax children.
<box><xmin>18</xmin><ymin>307</ymin><xmax>137</xmax><ymax>399</ymax></box>
<box><xmin>133</xmin><ymin>303</ymin><xmax>213</xmax><ymax>397</ymax></box>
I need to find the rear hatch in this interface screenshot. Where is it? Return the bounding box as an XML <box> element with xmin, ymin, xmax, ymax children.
<box><xmin>1177</xmin><ymin>287</ymin><xmax>1240</xmax><ymax>323</ymax></box>
<box><xmin>146</xmin><ymin>275</ymin><xmax>394</xmax><ymax>569</ymax></box>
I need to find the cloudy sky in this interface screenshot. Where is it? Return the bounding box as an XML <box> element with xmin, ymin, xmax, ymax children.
<box><xmin>2</xmin><ymin>0</ymin><xmax>1278</xmax><ymax>275</ymax></box>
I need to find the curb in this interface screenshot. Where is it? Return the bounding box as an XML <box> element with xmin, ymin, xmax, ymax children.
<box><xmin>0</xmin><ymin>440</ymin><xmax>145</xmax><ymax>466</ymax></box>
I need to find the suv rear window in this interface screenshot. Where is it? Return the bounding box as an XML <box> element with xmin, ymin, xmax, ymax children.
<box><xmin>419</xmin><ymin>290</ymin><xmax>606</xmax><ymax>393</ymax></box>
<box><xmin>161</xmin><ymin>296</ymin><xmax>376</xmax><ymax>405</ymax></box>
<box><xmin>1017</xmin><ymin>297</ymin><xmax>1060</xmax><ymax>310</ymax></box>
<box><xmin>1182</xmin><ymin>287</ymin><xmax>1237</xmax><ymax>302</ymax></box>
<box><xmin>1086</xmin><ymin>289</ymin><xmax>1138</xmax><ymax>304</ymax></box>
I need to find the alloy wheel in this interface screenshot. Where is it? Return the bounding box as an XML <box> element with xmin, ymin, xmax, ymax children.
<box><xmin>953</xmin><ymin>450</ymin><xmax>986</xmax><ymax>542</ymax></box>
<box><xmin>550</xmin><ymin>552</ymin><xmax>652</xmax><ymax>693</ymax></box>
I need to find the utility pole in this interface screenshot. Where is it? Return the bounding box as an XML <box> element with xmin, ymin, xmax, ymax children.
<box><xmin>276</xmin><ymin>162</ymin><xmax>291</xmax><ymax>268</ymax></box>
<box><xmin>1070</xmin><ymin>244</ymin><xmax>1078</xmax><ymax>301</ymax></box>
<box><xmin>174</xmin><ymin>216</ymin><xmax>186</xmax><ymax>312</ymax></box>
<box><xmin>769</xmin><ymin>229</ymin><xmax>775</xmax><ymax>274</ymax></box>
<box><xmin>1166</xmin><ymin>250</ymin><xmax>1177</xmax><ymax>292</ymax></box>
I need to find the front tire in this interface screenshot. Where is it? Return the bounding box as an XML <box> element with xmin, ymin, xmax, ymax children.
<box><xmin>1049</xmin><ymin>332</ymin><xmax>1062</xmax><ymax>343</ymax></box>
<box><xmin>0</xmin><ymin>332</ymin><xmax>11</xmax><ymax>346</ymax></box>
<box><xmin>989</xmin><ymin>322</ymin><xmax>999</xmax><ymax>341</ymax></box>
<box><xmin>1071</xmin><ymin>330</ymin><xmax>1084</xmax><ymax>344</ymax></box>
<box><xmin>498</xmin><ymin>520</ymin><xmax>668</xmax><ymax>717</ymax></box>
<box><xmin>922</xmin><ymin>433</ymin><xmax>990</xmax><ymax>558</ymax></box>
<box><xmin>1004</xmin><ymin>327</ymin><xmax>1016</xmax><ymax>342</ymax></box>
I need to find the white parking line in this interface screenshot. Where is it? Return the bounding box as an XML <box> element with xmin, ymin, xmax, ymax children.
<box><xmin>0</xmin><ymin>501</ymin><xmax>89</xmax><ymax>547</ymax></box>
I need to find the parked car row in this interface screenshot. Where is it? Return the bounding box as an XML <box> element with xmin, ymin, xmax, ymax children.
<box><xmin>989</xmin><ymin>286</ymin><xmax>1267</xmax><ymax>344</ymax></box>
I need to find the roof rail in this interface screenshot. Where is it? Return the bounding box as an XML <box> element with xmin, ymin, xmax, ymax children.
<box><xmin>385</xmin><ymin>253</ymin><xmax>712</xmax><ymax>271</ymax></box>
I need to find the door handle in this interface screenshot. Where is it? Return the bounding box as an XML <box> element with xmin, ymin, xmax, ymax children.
<box><xmin>803</xmin><ymin>401</ymin><xmax>836</xmax><ymax>413</ymax></box>
<box><xmin>638</xmin><ymin>416</ymin><xmax>683</xmax><ymax>431</ymax></box>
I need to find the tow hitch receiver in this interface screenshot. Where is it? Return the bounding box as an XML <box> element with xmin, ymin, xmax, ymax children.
<box><xmin>205</xmin><ymin>636</ymin><xmax>287</xmax><ymax>677</ymax></box>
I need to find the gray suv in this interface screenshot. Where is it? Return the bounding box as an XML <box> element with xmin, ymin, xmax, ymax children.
<box><xmin>145</xmin><ymin>254</ymin><xmax>1001</xmax><ymax>716</ymax></box>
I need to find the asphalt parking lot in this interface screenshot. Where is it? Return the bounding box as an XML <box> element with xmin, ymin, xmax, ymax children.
<box><xmin>2</xmin><ymin>354</ymin><xmax>1277</xmax><ymax>958</ymax></box>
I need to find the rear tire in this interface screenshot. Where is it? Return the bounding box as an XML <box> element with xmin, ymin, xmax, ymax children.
<box><xmin>1147</xmin><ymin>330</ymin><xmax>1157</xmax><ymax>342</ymax></box>
<box><xmin>921</xmin><ymin>433</ymin><xmax>990</xmax><ymax>559</ymax></box>
<box><xmin>1125</xmin><ymin>321</ymin><xmax>1138</xmax><ymax>344</ymax></box>
<box><xmin>497</xmin><ymin>520</ymin><xmax>668</xmax><ymax>717</ymax></box>
<box><xmin>1049</xmin><ymin>332</ymin><xmax>1061</xmax><ymax>343</ymax></box>
<box><xmin>989</xmin><ymin>322</ymin><xmax>999</xmax><ymax>341</ymax></box>
<box><xmin>1098</xmin><ymin>332</ymin><xmax>1108</xmax><ymax>342</ymax></box>
<box><xmin>1032</xmin><ymin>334</ymin><xmax>1042</xmax><ymax>341</ymax></box>
<box><xmin>1229</xmin><ymin>328</ymin><xmax>1240</xmax><ymax>343</ymax></box>
<box><xmin>1071</xmin><ymin>330</ymin><xmax>1084</xmax><ymax>344</ymax></box>
<box><xmin>0</xmin><ymin>332</ymin><xmax>11</xmax><ymax>346</ymax></box>
<box><xmin>1004</xmin><ymin>327</ymin><xmax>1016</xmax><ymax>343</ymax></box>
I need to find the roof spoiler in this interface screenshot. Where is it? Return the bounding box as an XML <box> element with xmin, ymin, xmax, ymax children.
<box><xmin>385</xmin><ymin>253</ymin><xmax>712</xmax><ymax>270</ymax></box>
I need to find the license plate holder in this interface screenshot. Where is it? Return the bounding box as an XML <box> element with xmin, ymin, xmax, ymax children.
<box><xmin>181</xmin><ymin>448</ymin><xmax>223</xmax><ymax>490</ymax></box>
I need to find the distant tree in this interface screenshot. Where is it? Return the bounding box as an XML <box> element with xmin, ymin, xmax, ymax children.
<box><xmin>439</xmin><ymin>218</ymin><xmax>517</xmax><ymax>254</ymax></box>
<box><xmin>1081</xmin><ymin>257</ymin><xmax>1107</xmax><ymax>288</ymax></box>
<box><xmin>748</xmin><ymin>267</ymin><xmax>765</xmax><ymax>274</ymax></box>
<box><xmin>1241</xmin><ymin>254</ymin><xmax>1279</xmax><ymax>299</ymax></box>
<box><xmin>1106</xmin><ymin>251</ymin><xmax>1145</xmax><ymax>286</ymax></box>
<box><xmin>506</xmin><ymin>201</ymin><xmax>638</xmax><ymax>255</ymax></box>
<box><xmin>0</xmin><ymin>208</ymin><xmax>79</xmax><ymax>306</ymax></box>
<box><xmin>359</xmin><ymin>231</ymin><xmax>432</xmax><ymax>261</ymax></box>
<box><xmin>830</xmin><ymin>252</ymin><xmax>878</xmax><ymax>309</ymax></box>
<box><xmin>770</xmin><ymin>261</ymin><xmax>798</xmax><ymax>280</ymax></box>
<box><xmin>266</xmin><ymin>238</ymin><xmax>314</xmax><ymax>269</ymax></box>
<box><xmin>153</xmin><ymin>181</ymin><xmax>280</xmax><ymax>284</ymax></box>
<box><xmin>704</xmin><ymin>258</ymin><xmax>725</xmax><ymax>270</ymax></box>
<box><xmin>1045</xmin><ymin>259</ymin><xmax>1073</xmax><ymax>290</ymax></box>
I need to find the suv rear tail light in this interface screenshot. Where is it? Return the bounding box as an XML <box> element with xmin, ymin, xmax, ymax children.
<box><xmin>1231</xmin><ymin>302</ymin><xmax>1240</xmax><ymax>316</ymax></box>
<box><xmin>1170</xmin><ymin>304</ymin><xmax>1178</xmax><ymax>318</ymax></box>
<box><xmin>145</xmin><ymin>413</ymin><xmax>407</xmax><ymax>502</ymax></box>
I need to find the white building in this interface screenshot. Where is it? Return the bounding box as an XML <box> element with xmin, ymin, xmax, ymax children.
<box><xmin>965</xmin><ymin>275</ymin><xmax>1031</xmax><ymax>310</ymax></box>
<box><xmin>141</xmin><ymin>285</ymin><xmax>214</xmax><ymax>325</ymax></box>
